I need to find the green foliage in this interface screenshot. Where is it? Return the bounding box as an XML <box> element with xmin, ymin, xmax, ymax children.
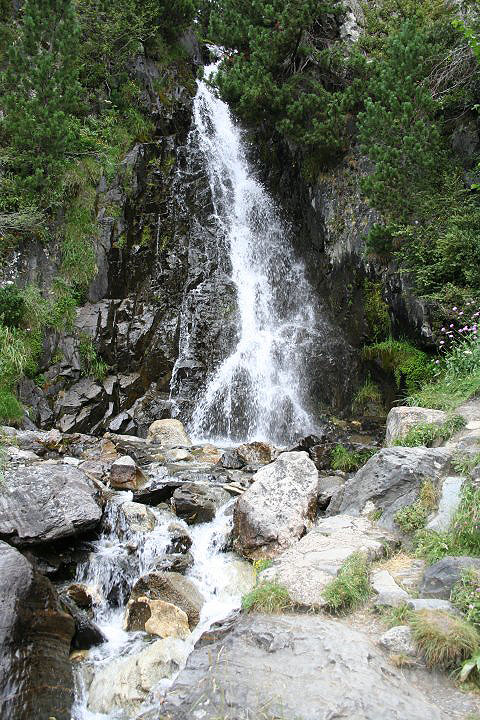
<box><xmin>410</xmin><ymin>609</ymin><xmax>479</xmax><ymax>669</ymax></box>
<box><xmin>452</xmin><ymin>569</ymin><xmax>480</xmax><ymax>626</ymax></box>
<box><xmin>1</xmin><ymin>0</ymin><xmax>83</xmax><ymax>202</ymax></box>
<box><xmin>330</xmin><ymin>444</ymin><xmax>376</xmax><ymax>472</ymax></box>
<box><xmin>364</xmin><ymin>280</ymin><xmax>391</xmax><ymax>340</ymax></box>
<box><xmin>322</xmin><ymin>552</ymin><xmax>371</xmax><ymax>614</ymax></box>
<box><xmin>407</xmin><ymin>332</ymin><xmax>480</xmax><ymax>410</ymax></box>
<box><xmin>452</xmin><ymin>452</ymin><xmax>480</xmax><ymax>477</ymax></box>
<box><xmin>242</xmin><ymin>581</ymin><xmax>292</xmax><ymax>613</ymax></box>
<box><xmin>363</xmin><ymin>339</ymin><xmax>434</xmax><ymax>396</ymax></box>
<box><xmin>415</xmin><ymin>481</ymin><xmax>480</xmax><ymax>563</ymax></box>
<box><xmin>393</xmin><ymin>415</ymin><xmax>466</xmax><ymax>447</ymax></box>
<box><xmin>394</xmin><ymin>480</ymin><xmax>439</xmax><ymax>533</ymax></box>
<box><xmin>211</xmin><ymin>0</ymin><xmax>354</xmax><ymax>157</ymax></box>
<box><xmin>0</xmin><ymin>388</ymin><xmax>23</xmax><ymax>425</ymax></box>
<box><xmin>352</xmin><ymin>378</ymin><xmax>384</xmax><ymax>415</ymax></box>
<box><xmin>78</xmin><ymin>335</ymin><xmax>108</xmax><ymax>380</ymax></box>
<box><xmin>459</xmin><ymin>649</ymin><xmax>480</xmax><ymax>685</ymax></box>
<box><xmin>358</xmin><ymin>21</ymin><xmax>442</xmax><ymax>218</ymax></box>
<box><xmin>382</xmin><ymin>602</ymin><xmax>414</xmax><ymax>628</ymax></box>
<box><xmin>0</xmin><ymin>285</ymin><xmax>25</xmax><ymax>328</ymax></box>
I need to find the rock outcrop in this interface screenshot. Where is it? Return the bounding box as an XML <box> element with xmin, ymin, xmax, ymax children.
<box><xmin>0</xmin><ymin>463</ymin><xmax>102</xmax><ymax>545</ymax></box>
<box><xmin>161</xmin><ymin>613</ymin><xmax>447</xmax><ymax>720</ymax></box>
<box><xmin>385</xmin><ymin>407</ymin><xmax>449</xmax><ymax>446</ymax></box>
<box><xmin>0</xmin><ymin>542</ymin><xmax>75</xmax><ymax>720</ymax></box>
<box><xmin>233</xmin><ymin>451</ymin><xmax>319</xmax><ymax>558</ymax></box>
<box><xmin>172</xmin><ymin>482</ymin><xmax>230</xmax><ymax>524</ymax></box>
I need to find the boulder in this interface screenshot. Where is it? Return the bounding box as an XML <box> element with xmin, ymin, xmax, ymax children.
<box><xmin>337</xmin><ymin>447</ymin><xmax>452</xmax><ymax>530</ymax></box>
<box><xmin>118</xmin><ymin>501</ymin><xmax>156</xmax><ymax>533</ymax></box>
<box><xmin>233</xmin><ymin>451</ymin><xmax>319</xmax><ymax>558</ymax></box>
<box><xmin>419</xmin><ymin>556</ymin><xmax>480</xmax><ymax>600</ymax></box>
<box><xmin>60</xmin><ymin>594</ymin><xmax>106</xmax><ymax>650</ymax></box>
<box><xmin>109</xmin><ymin>455</ymin><xmax>147</xmax><ymax>490</ymax></box>
<box><xmin>0</xmin><ymin>463</ymin><xmax>102</xmax><ymax>545</ymax></box>
<box><xmin>146</xmin><ymin>419</ymin><xmax>192</xmax><ymax>448</ymax></box>
<box><xmin>154</xmin><ymin>551</ymin><xmax>194</xmax><ymax>574</ymax></box>
<box><xmin>235</xmin><ymin>442</ymin><xmax>278</xmax><ymax>466</ymax></box>
<box><xmin>385</xmin><ymin>407</ymin><xmax>448</xmax><ymax>446</ymax></box>
<box><xmin>163</xmin><ymin>448</ymin><xmax>194</xmax><ymax>462</ymax></box>
<box><xmin>407</xmin><ymin>599</ymin><xmax>457</xmax><ymax>613</ymax></box>
<box><xmin>66</xmin><ymin>582</ymin><xmax>99</xmax><ymax>609</ymax></box>
<box><xmin>124</xmin><ymin>596</ymin><xmax>190</xmax><ymax>639</ymax></box>
<box><xmin>172</xmin><ymin>482</ymin><xmax>230</xmax><ymax>524</ymax></box>
<box><xmin>129</xmin><ymin>571</ymin><xmax>204</xmax><ymax>628</ymax></box>
<box><xmin>317</xmin><ymin>474</ymin><xmax>345</xmax><ymax>510</ymax></box>
<box><xmin>426</xmin><ymin>477</ymin><xmax>464</xmax><ymax>532</ymax></box>
<box><xmin>379</xmin><ymin>626</ymin><xmax>416</xmax><ymax>657</ymax></box>
<box><xmin>372</xmin><ymin>569</ymin><xmax>410</xmax><ymax>608</ymax></box>
<box><xmin>0</xmin><ymin>542</ymin><xmax>75</xmax><ymax>720</ymax></box>
<box><xmin>160</xmin><ymin>613</ymin><xmax>447</xmax><ymax>720</ymax></box>
<box><xmin>87</xmin><ymin>637</ymin><xmax>188</xmax><ymax>716</ymax></box>
<box><xmin>262</xmin><ymin>515</ymin><xmax>396</xmax><ymax>608</ymax></box>
<box><xmin>192</xmin><ymin>444</ymin><xmax>222</xmax><ymax>464</ymax></box>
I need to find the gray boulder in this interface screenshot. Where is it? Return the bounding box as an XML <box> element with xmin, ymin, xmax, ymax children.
<box><xmin>337</xmin><ymin>447</ymin><xmax>452</xmax><ymax>530</ymax></box>
<box><xmin>161</xmin><ymin>613</ymin><xmax>447</xmax><ymax>720</ymax></box>
<box><xmin>233</xmin><ymin>451</ymin><xmax>319</xmax><ymax>558</ymax></box>
<box><xmin>0</xmin><ymin>463</ymin><xmax>102</xmax><ymax>545</ymax></box>
<box><xmin>262</xmin><ymin>515</ymin><xmax>396</xmax><ymax>608</ymax></box>
<box><xmin>172</xmin><ymin>482</ymin><xmax>230</xmax><ymax>524</ymax></box>
<box><xmin>0</xmin><ymin>542</ymin><xmax>75</xmax><ymax>720</ymax></box>
<box><xmin>379</xmin><ymin>626</ymin><xmax>416</xmax><ymax>657</ymax></box>
<box><xmin>385</xmin><ymin>407</ymin><xmax>448</xmax><ymax>446</ymax></box>
<box><xmin>146</xmin><ymin>418</ymin><xmax>192</xmax><ymax>447</ymax></box>
<box><xmin>419</xmin><ymin>556</ymin><xmax>480</xmax><ymax>600</ymax></box>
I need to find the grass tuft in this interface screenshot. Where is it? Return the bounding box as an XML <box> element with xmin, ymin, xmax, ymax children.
<box><xmin>394</xmin><ymin>480</ymin><xmax>439</xmax><ymax>534</ymax></box>
<box><xmin>322</xmin><ymin>552</ymin><xmax>371</xmax><ymax>614</ymax></box>
<box><xmin>330</xmin><ymin>445</ymin><xmax>376</xmax><ymax>473</ymax></box>
<box><xmin>410</xmin><ymin>609</ymin><xmax>479</xmax><ymax>669</ymax></box>
<box><xmin>392</xmin><ymin>415</ymin><xmax>466</xmax><ymax>447</ymax></box>
<box><xmin>241</xmin><ymin>581</ymin><xmax>292</xmax><ymax>614</ymax></box>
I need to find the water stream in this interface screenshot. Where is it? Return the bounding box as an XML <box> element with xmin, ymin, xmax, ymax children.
<box><xmin>172</xmin><ymin>62</ymin><xmax>319</xmax><ymax>445</ymax></box>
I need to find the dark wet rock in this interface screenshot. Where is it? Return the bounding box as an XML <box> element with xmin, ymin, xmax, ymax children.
<box><xmin>130</xmin><ymin>571</ymin><xmax>204</xmax><ymax>628</ymax></box>
<box><xmin>161</xmin><ymin>613</ymin><xmax>447</xmax><ymax>720</ymax></box>
<box><xmin>54</xmin><ymin>378</ymin><xmax>108</xmax><ymax>434</ymax></box>
<box><xmin>419</xmin><ymin>556</ymin><xmax>480</xmax><ymax>600</ymax></box>
<box><xmin>0</xmin><ymin>463</ymin><xmax>102</xmax><ymax>545</ymax></box>
<box><xmin>337</xmin><ymin>447</ymin><xmax>452</xmax><ymax>530</ymax></box>
<box><xmin>154</xmin><ymin>551</ymin><xmax>194</xmax><ymax>574</ymax></box>
<box><xmin>0</xmin><ymin>541</ymin><xmax>75</xmax><ymax>720</ymax></box>
<box><xmin>218</xmin><ymin>448</ymin><xmax>245</xmax><ymax>469</ymax></box>
<box><xmin>233</xmin><ymin>451</ymin><xmax>319</xmax><ymax>559</ymax></box>
<box><xmin>60</xmin><ymin>594</ymin><xmax>106</xmax><ymax>650</ymax></box>
<box><xmin>172</xmin><ymin>482</ymin><xmax>230</xmax><ymax>525</ymax></box>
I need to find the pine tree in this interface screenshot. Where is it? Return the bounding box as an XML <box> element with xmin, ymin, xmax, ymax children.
<box><xmin>2</xmin><ymin>0</ymin><xmax>83</xmax><ymax>201</ymax></box>
<box><xmin>357</xmin><ymin>21</ymin><xmax>442</xmax><ymax>217</ymax></box>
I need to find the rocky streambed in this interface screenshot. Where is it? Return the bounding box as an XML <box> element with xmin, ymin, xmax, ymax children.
<box><xmin>1</xmin><ymin>410</ymin><xmax>480</xmax><ymax>719</ymax></box>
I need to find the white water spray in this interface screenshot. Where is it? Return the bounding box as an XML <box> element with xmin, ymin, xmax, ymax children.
<box><xmin>174</xmin><ymin>63</ymin><xmax>319</xmax><ymax>444</ymax></box>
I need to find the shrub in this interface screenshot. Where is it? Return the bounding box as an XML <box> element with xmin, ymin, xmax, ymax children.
<box><xmin>0</xmin><ymin>388</ymin><xmax>23</xmax><ymax>425</ymax></box>
<box><xmin>242</xmin><ymin>581</ymin><xmax>292</xmax><ymax>614</ymax></box>
<box><xmin>78</xmin><ymin>334</ymin><xmax>108</xmax><ymax>380</ymax></box>
<box><xmin>364</xmin><ymin>279</ymin><xmax>391</xmax><ymax>341</ymax></box>
<box><xmin>352</xmin><ymin>378</ymin><xmax>384</xmax><ymax>415</ymax></box>
<box><xmin>0</xmin><ymin>285</ymin><xmax>25</xmax><ymax>328</ymax></box>
<box><xmin>330</xmin><ymin>445</ymin><xmax>376</xmax><ymax>473</ymax></box>
<box><xmin>363</xmin><ymin>339</ymin><xmax>434</xmax><ymax>396</ymax></box>
<box><xmin>410</xmin><ymin>609</ymin><xmax>479</xmax><ymax>669</ymax></box>
<box><xmin>392</xmin><ymin>415</ymin><xmax>466</xmax><ymax>447</ymax></box>
<box><xmin>322</xmin><ymin>552</ymin><xmax>371</xmax><ymax>614</ymax></box>
<box><xmin>394</xmin><ymin>480</ymin><xmax>439</xmax><ymax>534</ymax></box>
<box><xmin>451</xmin><ymin>569</ymin><xmax>480</xmax><ymax>626</ymax></box>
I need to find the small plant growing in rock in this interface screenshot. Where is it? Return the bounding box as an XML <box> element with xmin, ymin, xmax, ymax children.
<box><xmin>394</xmin><ymin>480</ymin><xmax>438</xmax><ymax>534</ymax></box>
<box><xmin>459</xmin><ymin>649</ymin><xmax>480</xmax><ymax>685</ymax></box>
<box><xmin>330</xmin><ymin>445</ymin><xmax>376</xmax><ymax>473</ymax></box>
<box><xmin>393</xmin><ymin>415</ymin><xmax>466</xmax><ymax>448</ymax></box>
<box><xmin>241</xmin><ymin>581</ymin><xmax>292</xmax><ymax>614</ymax></box>
<box><xmin>322</xmin><ymin>552</ymin><xmax>371</xmax><ymax>614</ymax></box>
<box><xmin>78</xmin><ymin>333</ymin><xmax>108</xmax><ymax>381</ymax></box>
<box><xmin>410</xmin><ymin>609</ymin><xmax>479</xmax><ymax>670</ymax></box>
<box><xmin>383</xmin><ymin>603</ymin><xmax>414</xmax><ymax>629</ymax></box>
<box><xmin>451</xmin><ymin>569</ymin><xmax>480</xmax><ymax>626</ymax></box>
<box><xmin>352</xmin><ymin>377</ymin><xmax>384</xmax><ymax>416</ymax></box>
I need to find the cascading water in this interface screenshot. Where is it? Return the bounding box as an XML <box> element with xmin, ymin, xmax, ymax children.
<box><xmin>72</xmin><ymin>494</ymin><xmax>254</xmax><ymax>719</ymax></box>
<box><xmin>171</xmin><ymin>62</ymin><xmax>321</xmax><ymax>445</ymax></box>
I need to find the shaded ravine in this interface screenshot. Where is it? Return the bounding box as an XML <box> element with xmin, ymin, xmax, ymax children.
<box><xmin>171</xmin><ymin>62</ymin><xmax>322</xmax><ymax>445</ymax></box>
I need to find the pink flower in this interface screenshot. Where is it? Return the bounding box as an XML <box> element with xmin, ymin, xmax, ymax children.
<box><xmin>450</xmin><ymin>324</ymin><xmax>454</xmax><ymax>328</ymax></box>
<box><xmin>440</xmin><ymin>341</ymin><xmax>445</xmax><ymax>345</ymax></box>
<box><xmin>453</xmin><ymin>306</ymin><xmax>458</xmax><ymax>311</ymax></box>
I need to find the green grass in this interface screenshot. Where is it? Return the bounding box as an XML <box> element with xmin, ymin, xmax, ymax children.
<box><xmin>322</xmin><ymin>552</ymin><xmax>371</xmax><ymax>614</ymax></box>
<box><xmin>451</xmin><ymin>569</ymin><xmax>480</xmax><ymax>626</ymax></box>
<box><xmin>352</xmin><ymin>377</ymin><xmax>384</xmax><ymax>415</ymax></box>
<box><xmin>410</xmin><ymin>609</ymin><xmax>479</xmax><ymax>670</ymax></box>
<box><xmin>363</xmin><ymin>339</ymin><xmax>434</xmax><ymax>395</ymax></box>
<box><xmin>330</xmin><ymin>445</ymin><xmax>376</xmax><ymax>472</ymax></box>
<box><xmin>382</xmin><ymin>603</ymin><xmax>415</xmax><ymax>628</ymax></box>
<box><xmin>394</xmin><ymin>480</ymin><xmax>439</xmax><ymax>534</ymax></box>
<box><xmin>0</xmin><ymin>389</ymin><xmax>23</xmax><ymax>425</ymax></box>
<box><xmin>241</xmin><ymin>581</ymin><xmax>292</xmax><ymax>614</ymax></box>
<box><xmin>392</xmin><ymin>415</ymin><xmax>466</xmax><ymax>447</ymax></box>
<box><xmin>78</xmin><ymin>334</ymin><xmax>108</xmax><ymax>381</ymax></box>
<box><xmin>415</xmin><ymin>480</ymin><xmax>480</xmax><ymax>563</ymax></box>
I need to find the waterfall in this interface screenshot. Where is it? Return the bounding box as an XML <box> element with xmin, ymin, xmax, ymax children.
<box><xmin>171</xmin><ymin>63</ymin><xmax>320</xmax><ymax>446</ymax></box>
